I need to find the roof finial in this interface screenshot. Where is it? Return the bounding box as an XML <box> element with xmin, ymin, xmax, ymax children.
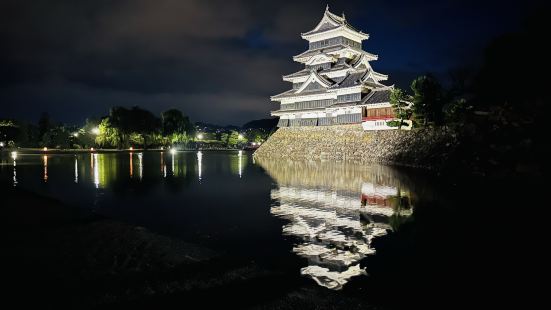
<box><xmin>325</xmin><ymin>4</ymin><xmax>329</xmax><ymax>12</ymax></box>
<box><xmin>342</xmin><ymin>12</ymin><xmax>346</xmax><ymax>19</ymax></box>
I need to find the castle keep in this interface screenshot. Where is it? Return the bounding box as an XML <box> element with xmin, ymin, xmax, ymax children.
<box><xmin>271</xmin><ymin>6</ymin><xmax>397</xmax><ymax>131</ymax></box>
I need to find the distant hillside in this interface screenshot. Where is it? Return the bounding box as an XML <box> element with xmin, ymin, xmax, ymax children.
<box><xmin>242</xmin><ymin>118</ymin><xmax>278</xmax><ymax>131</ymax></box>
<box><xmin>195</xmin><ymin>122</ymin><xmax>240</xmax><ymax>132</ymax></box>
<box><xmin>194</xmin><ymin>118</ymin><xmax>278</xmax><ymax>133</ymax></box>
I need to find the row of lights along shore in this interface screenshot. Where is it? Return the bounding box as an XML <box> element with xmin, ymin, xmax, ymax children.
<box><xmin>31</xmin><ymin>127</ymin><xmax>258</xmax><ymax>154</ymax></box>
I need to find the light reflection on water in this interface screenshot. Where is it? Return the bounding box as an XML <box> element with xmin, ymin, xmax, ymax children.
<box><xmin>74</xmin><ymin>157</ymin><xmax>78</xmax><ymax>183</ymax></box>
<box><xmin>1</xmin><ymin>151</ymin><xmax>417</xmax><ymax>291</ymax></box>
<box><xmin>43</xmin><ymin>155</ymin><xmax>48</xmax><ymax>182</ymax></box>
<box><xmin>257</xmin><ymin>159</ymin><xmax>414</xmax><ymax>290</ymax></box>
<box><xmin>197</xmin><ymin>151</ymin><xmax>202</xmax><ymax>181</ymax></box>
<box><xmin>12</xmin><ymin>157</ymin><xmax>17</xmax><ymax>187</ymax></box>
<box><xmin>93</xmin><ymin>153</ymin><xmax>99</xmax><ymax>188</ymax></box>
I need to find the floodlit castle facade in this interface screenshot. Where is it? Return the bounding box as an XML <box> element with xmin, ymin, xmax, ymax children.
<box><xmin>271</xmin><ymin>6</ymin><xmax>404</xmax><ymax>131</ymax></box>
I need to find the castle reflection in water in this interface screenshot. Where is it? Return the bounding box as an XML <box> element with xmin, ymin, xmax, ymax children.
<box><xmin>3</xmin><ymin>151</ymin><xmax>413</xmax><ymax>291</ymax></box>
<box><xmin>257</xmin><ymin>159</ymin><xmax>414</xmax><ymax>290</ymax></box>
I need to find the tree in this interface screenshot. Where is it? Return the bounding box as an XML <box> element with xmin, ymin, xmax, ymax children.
<box><xmin>443</xmin><ymin>98</ymin><xmax>472</xmax><ymax>125</ymax></box>
<box><xmin>170</xmin><ymin>132</ymin><xmax>190</xmax><ymax>144</ymax></box>
<box><xmin>38</xmin><ymin>112</ymin><xmax>52</xmax><ymax>139</ymax></box>
<box><xmin>227</xmin><ymin>131</ymin><xmax>240</xmax><ymax>147</ymax></box>
<box><xmin>245</xmin><ymin>128</ymin><xmax>268</xmax><ymax>143</ymax></box>
<box><xmin>95</xmin><ymin>118</ymin><xmax>120</xmax><ymax>148</ymax></box>
<box><xmin>410</xmin><ymin>75</ymin><xmax>444</xmax><ymax>126</ymax></box>
<box><xmin>109</xmin><ymin>107</ymin><xmax>132</xmax><ymax>148</ymax></box>
<box><xmin>220</xmin><ymin>133</ymin><xmax>229</xmax><ymax>146</ymax></box>
<box><xmin>161</xmin><ymin>109</ymin><xmax>193</xmax><ymax>136</ymax></box>
<box><xmin>41</xmin><ymin>126</ymin><xmax>70</xmax><ymax>148</ymax></box>
<box><xmin>390</xmin><ymin>88</ymin><xmax>412</xmax><ymax>130</ymax></box>
<box><xmin>129</xmin><ymin>107</ymin><xmax>160</xmax><ymax>148</ymax></box>
<box><xmin>108</xmin><ymin>106</ymin><xmax>160</xmax><ymax>148</ymax></box>
<box><xmin>74</xmin><ymin>118</ymin><xmax>100</xmax><ymax>148</ymax></box>
<box><xmin>0</xmin><ymin>120</ymin><xmax>17</xmax><ymax>139</ymax></box>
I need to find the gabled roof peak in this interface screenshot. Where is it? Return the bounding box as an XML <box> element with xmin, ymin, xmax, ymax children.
<box><xmin>301</xmin><ymin>7</ymin><xmax>369</xmax><ymax>41</ymax></box>
<box><xmin>324</xmin><ymin>6</ymin><xmax>346</xmax><ymax>24</ymax></box>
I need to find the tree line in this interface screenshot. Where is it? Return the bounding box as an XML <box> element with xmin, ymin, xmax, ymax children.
<box><xmin>388</xmin><ymin>12</ymin><xmax>547</xmax><ymax>174</ymax></box>
<box><xmin>1</xmin><ymin>107</ymin><xmax>273</xmax><ymax>149</ymax></box>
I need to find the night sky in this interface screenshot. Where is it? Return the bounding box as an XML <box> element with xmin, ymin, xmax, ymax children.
<box><xmin>0</xmin><ymin>0</ymin><xmax>544</xmax><ymax>126</ymax></box>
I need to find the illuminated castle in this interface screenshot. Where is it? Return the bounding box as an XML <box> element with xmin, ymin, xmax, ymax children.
<box><xmin>271</xmin><ymin>6</ymin><xmax>399</xmax><ymax>131</ymax></box>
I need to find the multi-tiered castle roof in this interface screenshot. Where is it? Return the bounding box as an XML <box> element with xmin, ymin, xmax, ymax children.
<box><xmin>271</xmin><ymin>6</ymin><xmax>393</xmax><ymax>128</ymax></box>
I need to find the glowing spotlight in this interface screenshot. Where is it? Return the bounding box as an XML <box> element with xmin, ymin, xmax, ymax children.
<box><xmin>11</xmin><ymin>151</ymin><xmax>17</xmax><ymax>160</ymax></box>
<box><xmin>91</xmin><ymin>127</ymin><xmax>100</xmax><ymax>135</ymax></box>
<box><xmin>43</xmin><ymin>147</ymin><xmax>48</xmax><ymax>151</ymax></box>
<box><xmin>129</xmin><ymin>146</ymin><xmax>134</xmax><ymax>151</ymax></box>
<box><xmin>160</xmin><ymin>146</ymin><xmax>164</xmax><ymax>150</ymax></box>
<box><xmin>170</xmin><ymin>148</ymin><xmax>177</xmax><ymax>155</ymax></box>
<box><xmin>238</xmin><ymin>134</ymin><xmax>243</xmax><ymax>140</ymax></box>
<box><xmin>0</xmin><ymin>142</ymin><xmax>5</xmax><ymax>147</ymax></box>
<box><xmin>72</xmin><ymin>132</ymin><xmax>79</xmax><ymax>137</ymax></box>
<box><xmin>196</xmin><ymin>133</ymin><xmax>204</xmax><ymax>140</ymax></box>
<box><xmin>90</xmin><ymin>147</ymin><xmax>95</xmax><ymax>152</ymax></box>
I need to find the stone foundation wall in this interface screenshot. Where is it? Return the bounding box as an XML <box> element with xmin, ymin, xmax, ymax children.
<box><xmin>254</xmin><ymin>125</ymin><xmax>458</xmax><ymax>169</ymax></box>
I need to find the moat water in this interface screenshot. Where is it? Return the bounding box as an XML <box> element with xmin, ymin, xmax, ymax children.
<box><xmin>0</xmin><ymin>150</ymin><xmax>525</xmax><ymax>305</ymax></box>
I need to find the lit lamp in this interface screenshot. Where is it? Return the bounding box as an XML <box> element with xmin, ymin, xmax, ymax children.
<box><xmin>196</xmin><ymin>133</ymin><xmax>204</xmax><ymax>140</ymax></box>
<box><xmin>238</xmin><ymin>134</ymin><xmax>244</xmax><ymax>140</ymax></box>
<box><xmin>11</xmin><ymin>151</ymin><xmax>17</xmax><ymax>160</ymax></box>
<box><xmin>91</xmin><ymin>127</ymin><xmax>100</xmax><ymax>135</ymax></box>
<box><xmin>170</xmin><ymin>148</ymin><xmax>176</xmax><ymax>155</ymax></box>
<box><xmin>43</xmin><ymin>147</ymin><xmax>48</xmax><ymax>151</ymax></box>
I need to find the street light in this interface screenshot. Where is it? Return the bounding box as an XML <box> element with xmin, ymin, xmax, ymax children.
<box><xmin>196</xmin><ymin>133</ymin><xmax>204</xmax><ymax>140</ymax></box>
<box><xmin>238</xmin><ymin>134</ymin><xmax>243</xmax><ymax>140</ymax></box>
<box><xmin>91</xmin><ymin>127</ymin><xmax>100</xmax><ymax>135</ymax></box>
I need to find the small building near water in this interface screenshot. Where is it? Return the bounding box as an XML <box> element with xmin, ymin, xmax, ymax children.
<box><xmin>271</xmin><ymin>6</ymin><xmax>409</xmax><ymax>131</ymax></box>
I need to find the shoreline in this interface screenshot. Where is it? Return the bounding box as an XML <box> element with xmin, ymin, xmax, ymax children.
<box><xmin>254</xmin><ymin>125</ymin><xmax>542</xmax><ymax>178</ymax></box>
<box><xmin>1</xmin><ymin>147</ymin><xmax>249</xmax><ymax>154</ymax></box>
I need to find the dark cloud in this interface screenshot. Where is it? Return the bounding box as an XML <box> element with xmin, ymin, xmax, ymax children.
<box><xmin>0</xmin><ymin>0</ymin><xmax>544</xmax><ymax>125</ymax></box>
